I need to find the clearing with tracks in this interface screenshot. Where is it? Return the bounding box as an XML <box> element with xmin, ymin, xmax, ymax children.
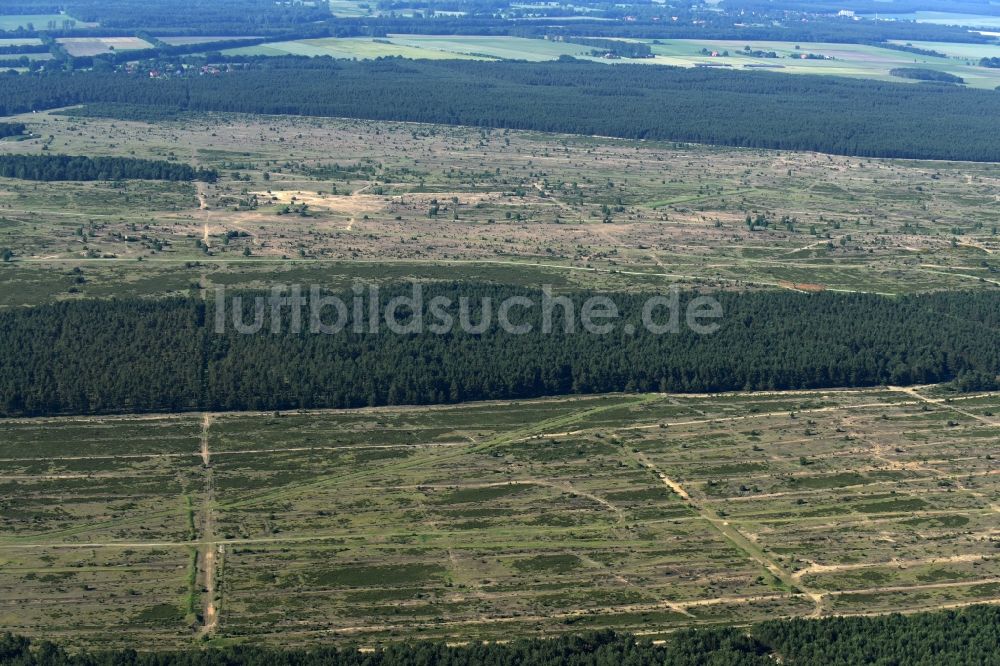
<box><xmin>2</xmin><ymin>385</ymin><xmax>998</xmax><ymax>648</ymax></box>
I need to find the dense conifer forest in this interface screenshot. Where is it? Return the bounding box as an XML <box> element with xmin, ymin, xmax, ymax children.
<box><xmin>0</xmin><ymin>154</ymin><xmax>217</xmax><ymax>182</ymax></box>
<box><xmin>4</xmin><ymin>60</ymin><xmax>1000</xmax><ymax>161</ymax></box>
<box><xmin>0</xmin><ymin>123</ymin><xmax>25</xmax><ymax>139</ymax></box>
<box><xmin>2</xmin><ymin>605</ymin><xmax>1000</xmax><ymax>665</ymax></box>
<box><xmin>1</xmin><ymin>286</ymin><xmax>997</xmax><ymax>417</ymax></box>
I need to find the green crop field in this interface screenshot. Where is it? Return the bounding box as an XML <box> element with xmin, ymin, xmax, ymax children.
<box><xmin>2</xmin><ymin>386</ymin><xmax>997</xmax><ymax>648</ymax></box>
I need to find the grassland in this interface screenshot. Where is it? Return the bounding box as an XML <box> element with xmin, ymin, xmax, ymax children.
<box><xmin>0</xmin><ymin>110</ymin><xmax>997</xmax><ymax>306</ymax></box>
<box><xmin>1</xmin><ymin>386</ymin><xmax>997</xmax><ymax>648</ymax></box>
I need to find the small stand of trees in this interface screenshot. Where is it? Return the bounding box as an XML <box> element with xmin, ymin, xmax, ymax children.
<box><xmin>890</xmin><ymin>67</ymin><xmax>965</xmax><ymax>84</ymax></box>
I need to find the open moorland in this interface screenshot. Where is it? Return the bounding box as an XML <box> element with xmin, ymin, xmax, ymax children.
<box><xmin>1</xmin><ymin>385</ymin><xmax>997</xmax><ymax>648</ymax></box>
<box><xmin>0</xmin><ymin>110</ymin><xmax>998</xmax><ymax>307</ymax></box>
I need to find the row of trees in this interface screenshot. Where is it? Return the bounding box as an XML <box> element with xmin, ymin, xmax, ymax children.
<box><xmin>0</xmin><ymin>154</ymin><xmax>217</xmax><ymax>181</ymax></box>
<box><xmin>2</xmin><ymin>605</ymin><xmax>1000</xmax><ymax>664</ymax></box>
<box><xmin>879</xmin><ymin>42</ymin><xmax>947</xmax><ymax>58</ymax></box>
<box><xmin>1</xmin><ymin>286</ymin><xmax>997</xmax><ymax>417</ymax></box>
<box><xmin>0</xmin><ymin>43</ymin><xmax>48</xmax><ymax>56</ymax></box>
<box><xmin>4</xmin><ymin>60</ymin><xmax>1000</xmax><ymax>161</ymax></box>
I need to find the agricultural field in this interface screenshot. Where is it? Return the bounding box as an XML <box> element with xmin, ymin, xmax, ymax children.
<box><xmin>889</xmin><ymin>39</ymin><xmax>1000</xmax><ymax>60</ymax></box>
<box><xmin>223</xmin><ymin>35</ymin><xmax>600</xmax><ymax>61</ymax></box>
<box><xmin>0</xmin><ymin>109</ymin><xmax>998</xmax><ymax>307</ymax></box>
<box><xmin>386</xmin><ymin>35</ymin><xmax>597</xmax><ymax>60</ymax></box>
<box><xmin>0</xmin><ymin>386</ymin><xmax>997</xmax><ymax>648</ymax></box>
<box><xmin>328</xmin><ymin>0</ymin><xmax>377</xmax><ymax>17</ymax></box>
<box><xmin>226</xmin><ymin>37</ymin><xmax>488</xmax><ymax>60</ymax></box>
<box><xmin>222</xmin><ymin>34</ymin><xmax>1000</xmax><ymax>87</ymax></box>
<box><xmin>56</xmin><ymin>37</ymin><xmax>154</xmax><ymax>57</ymax></box>
<box><xmin>640</xmin><ymin>39</ymin><xmax>1000</xmax><ymax>89</ymax></box>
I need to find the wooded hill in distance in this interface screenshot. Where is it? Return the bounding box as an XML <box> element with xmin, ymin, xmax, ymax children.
<box><xmin>5</xmin><ymin>60</ymin><xmax>1000</xmax><ymax>161</ymax></box>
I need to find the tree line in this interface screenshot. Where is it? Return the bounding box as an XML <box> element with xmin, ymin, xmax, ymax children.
<box><xmin>0</xmin><ymin>0</ymin><xmax>331</xmax><ymax>33</ymax></box>
<box><xmin>0</xmin><ymin>123</ymin><xmax>25</xmax><ymax>139</ymax></box>
<box><xmin>0</xmin><ymin>43</ymin><xmax>48</xmax><ymax>56</ymax></box>
<box><xmin>0</xmin><ymin>154</ymin><xmax>217</xmax><ymax>182</ymax></box>
<box><xmin>4</xmin><ymin>60</ymin><xmax>1000</xmax><ymax>161</ymax></box>
<box><xmin>2</xmin><ymin>604</ymin><xmax>1000</xmax><ymax>664</ymax></box>
<box><xmin>0</xmin><ymin>286</ymin><xmax>997</xmax><ymax>417</ymax></box>
<box><xmin>890</xmin><ymin>68</ymin><xmax>965</xmax><ymax>84</ymax></box>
